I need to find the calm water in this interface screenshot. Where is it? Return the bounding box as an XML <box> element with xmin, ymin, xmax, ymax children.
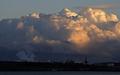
<box><xmin>0</xmin><ymin>71</ymin><xmax>120</xmax><ymax>75</ymax></box>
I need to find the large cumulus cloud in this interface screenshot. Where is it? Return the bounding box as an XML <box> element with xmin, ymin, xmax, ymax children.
<box><xmin>0</xmin><ymin>8</ymin><xmax>120</xmax><ymax>62</ymax></box>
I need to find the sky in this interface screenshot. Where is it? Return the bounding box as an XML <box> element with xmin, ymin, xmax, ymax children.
<box><xmin>0</xmin><ymin>0</ymin><xmax>120</xmax><ymax>19</ymax></box>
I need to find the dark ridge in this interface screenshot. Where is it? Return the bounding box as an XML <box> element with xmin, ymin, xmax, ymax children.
<box><xmin>0</xmin><ymin>61</ymin><xmax>120</xmax><ymax>71</ymax></box>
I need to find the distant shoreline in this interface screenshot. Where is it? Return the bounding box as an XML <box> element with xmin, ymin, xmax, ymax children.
<box><xmin>0</xmin><ymin>61</ymin><xmax>120</xmax><ymax>71</ymax></box>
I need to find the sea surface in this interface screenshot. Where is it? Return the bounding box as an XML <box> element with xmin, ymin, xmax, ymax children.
<box><xmin>0</xmin><ymin>71</ymin><xmax>120</xmax><ymax>75</ymax></box>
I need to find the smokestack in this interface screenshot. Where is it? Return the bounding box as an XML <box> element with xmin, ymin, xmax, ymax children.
<box><xmin>84</xmin><ymin>56</ymin><xmax>88</xmax><ymax>64</ymax></box>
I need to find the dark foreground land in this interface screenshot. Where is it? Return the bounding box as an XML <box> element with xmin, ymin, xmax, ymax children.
<box><xmin>0</xmin><ymin>61</ymin><xmax>120</xmax><ymax>71</ymax></box>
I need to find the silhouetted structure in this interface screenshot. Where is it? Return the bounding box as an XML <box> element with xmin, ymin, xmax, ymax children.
<box><xmin>84</xmin><ymin>56</ymin><xmax>88</xmax><ymax>64</ymax></box>
<box><xmin>0</xmin><ymin>60</ymin><xmax>119</xmax><ymax>71</ymax></box>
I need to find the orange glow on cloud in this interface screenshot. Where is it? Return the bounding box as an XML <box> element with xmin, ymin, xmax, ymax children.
<box><xmin>68</xmin><ymin>30</ymin><xmax>90</xmax><ymax>47</ymax></box>
<box><xmin>17</xmin><ymin>22</ymin><xmax>24</xmax><ymax>30</ymax></box>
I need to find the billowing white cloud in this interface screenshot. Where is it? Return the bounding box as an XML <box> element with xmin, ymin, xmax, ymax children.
<box><xmin>60</xmin><ymin>8</ymin><xmax>78</xmax><ymax>17</ymax></box>
<box><xmin>30</xmin><ymin>12</ymin><xmax>40</xmax><ymax>19</ymax></box>
<box><xmin>1</xmin><ymin>7</ymin><xmax>120</xmax><ymax>62</ymax></box>
<box><xmin>83</xmin><ymin>8</ymin><xmax>119</xmax><ymax>23</ymax></box>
